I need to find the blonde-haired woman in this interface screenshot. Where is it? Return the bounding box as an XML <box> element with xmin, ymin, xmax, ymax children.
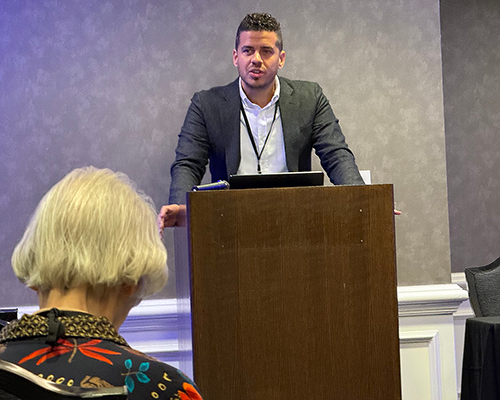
<box><xmin>0</xmin><ymin>167</ymin><xmax>202</xmax><ymax>400</ymax></box>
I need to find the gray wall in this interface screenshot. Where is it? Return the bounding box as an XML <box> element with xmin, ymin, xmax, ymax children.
<box><xmin>1</xmin><ymin>0</ymin><xmax>452</xmax><ymax>307</ymax></box>
<box><xmin>441</xmin><ymin>0</ymin><xmax>500</xmax><ymax>273</ymax></box>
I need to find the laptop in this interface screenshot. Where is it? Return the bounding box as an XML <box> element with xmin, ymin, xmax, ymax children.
<box><xmin>229</xmin><ymin>171</ymin><xmax>324</xmax><ymax>190</ymax></box>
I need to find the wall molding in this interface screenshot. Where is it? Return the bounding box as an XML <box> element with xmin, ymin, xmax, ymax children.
<box><xmin>400</xmin><ymin>329</ymin><xmax>440</xmax><ymax>345</ymax></box>
<box><xmin>451</xmin><ymin>272</ymin><xmax>474</xmax><ymax>320</ymax></box>
<box><xmin>119</xmin><ymin>299</ymin><xmax>179</xmax><ymax>365</ymax></box>
<box><xmin>398</xmin><ymin>283</ymin><xmax>468</xmax><ymax>317</ymax></box>
<box><xmin>121</xmin><ymin>298</ymin><xmax>177</xmax><ymax>332</ymax></box>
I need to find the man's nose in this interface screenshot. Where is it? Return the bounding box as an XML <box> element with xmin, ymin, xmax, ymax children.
<box><xmin>251</xmin><ymin>52</ymin><xmax>263</xmax><ymax>64</ymax></box>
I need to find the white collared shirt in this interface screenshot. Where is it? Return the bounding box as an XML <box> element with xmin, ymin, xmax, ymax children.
<box><xmin>237</xmin><ymin>77</ymin><xmax>288</xmax><ymax>175</ymax></box>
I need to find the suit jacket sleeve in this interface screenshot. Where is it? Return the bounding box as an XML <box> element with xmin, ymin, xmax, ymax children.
<box><xmin>169</xmin><ymin>91</ymin><xmax>211</xmax><ymax>205</ymax></box>
<box><xmin>309</xmin><ymin>83</ymin><xmax>365</xmax><ymax>185</ymax></box>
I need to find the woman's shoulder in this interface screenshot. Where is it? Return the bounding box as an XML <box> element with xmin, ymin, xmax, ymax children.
<box><xmin>116</xmin><ymin>344</ymin><xmax>203</xmax><ymax>399</ymax></box>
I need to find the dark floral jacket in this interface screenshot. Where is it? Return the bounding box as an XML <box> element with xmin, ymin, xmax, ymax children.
<box><xmin>0</xmin><ymin>309</ymin><xmax>203</xmax><ymax>400</ymax></box>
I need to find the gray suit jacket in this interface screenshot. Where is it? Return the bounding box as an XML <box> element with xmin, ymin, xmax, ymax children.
<box><xmin>169</xmin><ymin>77</ymin><xmax>364</xmax><ymax>204</ymax></box>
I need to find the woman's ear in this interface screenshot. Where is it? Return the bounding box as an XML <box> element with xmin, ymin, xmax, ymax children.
<box><xmin>120</xmin><ymin>283</ymin><xmax>138</xmax><ymax>298</ymax></box>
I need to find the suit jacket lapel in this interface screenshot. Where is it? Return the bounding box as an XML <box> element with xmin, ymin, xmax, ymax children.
<box><xmin>278</xmin><ymin>77</ymin><xmax>300</xmax><ymax>172</ymax></box>
<box><xmin>219</xmin><ymin>78</ymin><xmax>241</xmax><ymax>176</ymax></box>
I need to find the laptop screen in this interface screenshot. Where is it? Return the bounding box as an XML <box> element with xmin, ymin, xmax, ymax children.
<box><xmin>228</xmin><ymin>171</ymin><xmax>324</xmax><ymax>190</ymax></box>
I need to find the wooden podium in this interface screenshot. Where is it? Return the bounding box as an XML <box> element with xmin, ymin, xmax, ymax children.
<box><xmin>174</xmin><ymin>184</ymin><xmax>401</xmax><ymax>400</ymax></box>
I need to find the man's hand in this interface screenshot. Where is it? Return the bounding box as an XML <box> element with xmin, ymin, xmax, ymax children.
<box><xmin>157</xmin><ymin>204</ymin><xmax>187</xmax><ymax>237</ymax></box>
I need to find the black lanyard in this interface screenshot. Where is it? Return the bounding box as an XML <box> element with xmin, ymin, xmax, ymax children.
<box><xmin>239</xmin><ymin>99</ymin><xmax>279</xmax><ymax>174</ymax></box>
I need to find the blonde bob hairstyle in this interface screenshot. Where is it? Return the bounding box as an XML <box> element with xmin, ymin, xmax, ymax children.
<box><xmin>11</xmin><ymin>166</ymin><xmax>167</xmax><ymax>297</ymax></box>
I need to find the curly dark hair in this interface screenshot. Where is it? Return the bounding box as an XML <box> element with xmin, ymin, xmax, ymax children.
<box><xmin>235</xmin><ymin>13</ymin><xmax>283</xmax><ymax>51</ymax></box>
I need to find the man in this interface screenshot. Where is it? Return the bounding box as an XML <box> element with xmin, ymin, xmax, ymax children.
<box><xmin>159</xmin><ymin>13</ymin><xmax>364</xmax><ymax>229</ymax></box>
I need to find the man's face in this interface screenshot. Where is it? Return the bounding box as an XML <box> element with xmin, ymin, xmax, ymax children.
<box><xmin>233</xmin><ymin>30</ymin><xmax>286</xmax><ymax>96</ymax></box>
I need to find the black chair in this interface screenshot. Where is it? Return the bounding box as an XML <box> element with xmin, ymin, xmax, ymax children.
<box><xmin>0</xmin><ymin>309</ymin><xmax>18</xmax><ymax>329</ymax></box>
<box><xmin>0</xmin><ymin>359</ymin><xmax>127</xmax><ymax>400</ymax></box>
<box><xmin>465</xmin><ymin>255</ymin><xmax>500</xmax><ymax>317</ymax></box>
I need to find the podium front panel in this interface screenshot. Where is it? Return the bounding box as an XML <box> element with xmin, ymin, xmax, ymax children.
<box><xmin>176</xmin><ymin>184</ymin><xmax>401</xmax><ymax>400</ymax></box>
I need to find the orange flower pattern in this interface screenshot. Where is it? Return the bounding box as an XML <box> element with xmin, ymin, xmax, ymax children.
<box><xmin>19</xmin><ymin>339</ymin><xmax>121</xmax><ymax>365</ymax></box>
<box><xmin>178</xmin><ymin>382</ymin><xmax>203</xmax><ymax>400</ymax></box>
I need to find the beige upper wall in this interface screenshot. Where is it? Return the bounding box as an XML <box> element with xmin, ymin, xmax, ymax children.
<box><xmin>441</xmin><ymin>0</ymin><xmax>500</xmax><ymax>273</ymax></box>
<box><xmin>285</xmin><ymin>0</ymin><xmax>450</xmax><ymax>285</ymax></box>
<box><xmin>0</xmin><ymin>0</ymin><xmax>450</xmax><ymax>306</ymax></box>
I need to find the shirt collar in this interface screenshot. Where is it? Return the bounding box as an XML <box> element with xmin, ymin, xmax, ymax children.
<box><xmin>0</xmin><ymin>311</ymin><xmax>128</xmax><ymax>346</ymax></box>
<box><xmin>239</xmin><ymin>76</ymin><xmax>280</xmax><ymax>110</ymax></box>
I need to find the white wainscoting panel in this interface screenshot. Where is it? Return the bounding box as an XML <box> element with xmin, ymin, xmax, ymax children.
<box><xmin>400</xmin><ymin>330</ymin><xmax>442</xmax><ymax>400</ymax></box>
<box><xmin>398</xmin><ymin>284</ymin><xmax>468</xmax><ymax>400</ymax></box>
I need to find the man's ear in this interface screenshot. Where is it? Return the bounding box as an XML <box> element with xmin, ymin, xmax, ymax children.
<box><xmin>279</xmin><ymin>50</ymin><xmax>286</xmax><ymax>69</ymax></box>
<box><xmin>233</xmin><ymin>49</ymin><xmax>239</xmax><ymax>67</ymax></box>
